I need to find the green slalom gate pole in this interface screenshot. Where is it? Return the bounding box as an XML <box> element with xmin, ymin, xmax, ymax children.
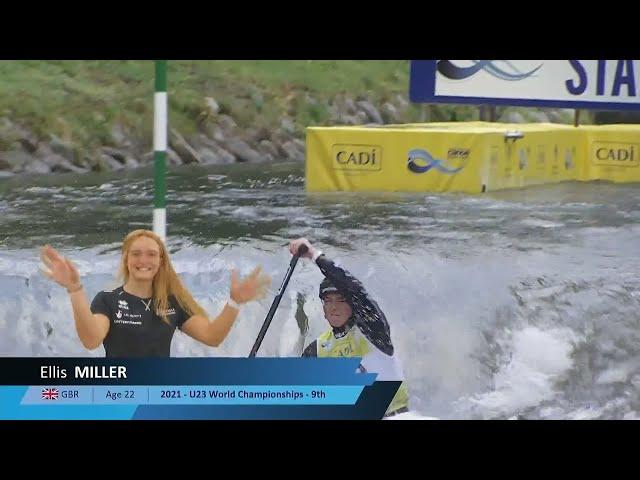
<box><xmin>153</xmin><ymin>60</ymin><xmax>167</xmax><ymax>242</ymax></box>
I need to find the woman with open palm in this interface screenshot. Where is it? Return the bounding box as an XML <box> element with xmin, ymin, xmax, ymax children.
<box><xmin>40</xmin><ymin>229</ymin><xmax>270</xmax><ymax>357</ymax></box>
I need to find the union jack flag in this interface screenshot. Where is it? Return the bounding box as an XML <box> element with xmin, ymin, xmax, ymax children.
<box><xmin>41</xmin><ymin>388</ymin><xmax>59</xmax><ymax>400</ymax></box>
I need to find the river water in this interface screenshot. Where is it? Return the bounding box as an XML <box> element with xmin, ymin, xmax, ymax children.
<box><xmin>2</xmin><ymin>162</ymin><xmax>640</xmax><ymax>419</ymax></box>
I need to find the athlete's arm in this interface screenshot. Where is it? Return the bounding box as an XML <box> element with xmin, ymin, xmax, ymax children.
<box><xmin>40</xmin><ymin>245</ymin><xmax>109</xmax><ymax>350</ymax></box>
<box><xmin>71</xmin><ymin>289</ymin><xmax>110</xmax><ymax>350</ymax></box>
<box><xmin>316</xmin><ymin>255</ymin><xmax>394</xmax><ymax>355</ymax></box>
<box><xmin>289</xmin><ymin>238</ymin><xmax>394</xmax><ymax>356</ymax></box>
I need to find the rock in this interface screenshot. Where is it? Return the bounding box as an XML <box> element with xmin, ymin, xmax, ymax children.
<box><xmin>355</xmin><ymin>111</ymin><xmax>369</xmax><ymax>124</ymax></box>
<box><xmin>102</xmin><ymin>148</ymin><xmax>138</xmax><ymax>169</ymax></box>
<box><xmin>197</xmin><ymin>136</ymin><xmax>237</xmax><ymax>164</ymax></box>
<box><xmin>111</xmin><ymin>123</ymin><xmax>132</xmax><ymax>147</ymax></box>
<box><xmin>214</xmin><ymin>146</ymin><xmax>236</xmax><ymax>164</ymax></box>
<box><xmin>34</xmin><ymin>144</ymin><xmax>54</xmax><ymax>158</ymax></box>
<box><xmin>328</xmin><ymin>105</ymin><xmax>340</xmax><ymax>121</ymax></box>
<box><xmin>167</xmin><ymin>148</ymin><xmax>183</xmax><ymax>166</ymax></box>
<box><xmin>394</xmin><ymin>93</ymin><xmax>410</xmax><ymax>110</ymax></box>
<box><xmin>271</xmin><ymin>129</ymin><xmax>293</xmax><ymax>146</ymax></box>
<box><xmin>50</xmin><ymin>157</ymin><xmax>90</xmax><ymax>173</ymax></box>
<box><xmin>18</xmin><ymin>136</ymin><xmax>38</xmax><ymax>154</ymax></box>
<box><xmin>258</xmin><ymin>140</ymin><xmax>279</xmax><ymax>158</ymax></box>
<box><xmin>254</xmin><ymin>126</ymin><xmax>272</xmax><ymax>142</ymax></box>
<box><xmin>3</xmin><ymin>151</ymin><xmax>34</xmax><ymax>170</ymax></box>
<box><xmin>42</xmin><ymin>153</ymin><xmax>89</xmax><ymax>173</ymax></box>
<box><xmin>218</xmin><ymin>115</ymin><xmax>237</xmax><ymax>132</ymax></box>
<box><xmin>344</xmin><ymin>97</ymin><xmax>357</xmax><ymax>115</ymax></box>
<box><xmin>281</xmin><ymin>117</ymin><xmax>296</xmax><ymax>134</ymax></box>
<box><xmin>200</xmin><ymin>125</ymin><xmax>225</xmax><ymax>143</ymax></box>
<box><xmin>501</xmin><ymin>111</ymin><xmax>526</xmax><ymax>123</ymax></box>
<box><xmin>24</xmin><ymin>159</ymin><xmax>51</xmax><ymax>174</ymax></box>
<box><xmin>140</xmin><ymin>152</ymin><xmax>154</xmax><ymax>165</ymax></box>
<box><xmin>200</xmin><ymin>135</ymin><xmax>236</xmax><ymax>165</ymax></box>
<box><xmin>212</xmin><ymin>127</ymin><xmax>225</xmax><ymax>142</ymax></box>
<box><xmin>292</xmin><ymin>138</ymin><xmax>305</xmax><ymax>151</ymax></box>
<box><xmin>83</xmin><ymin>154</ymin><xmax>99</xmax><ymax>171</ymax></box>
<box><xmin>356</xmin><ymin>100</ymin><xmax>383</xmax><ymax>124</ymax></box>
<box><xmin>341</xmin><ymin>114</ymin><xmax>360</xmax><ymax>125</ymax></box>
<box><xmin>281</xmin><ymin>140</ymin><xmax>304</xmax><ymax>162</ymax></box>
<box><xmin>3</xmin><ymin>123</ymin><xmax>38</xmax><ymax>153</ymax></box>
<box><xmin>381</xmin><ymin>102</ymin><xmax>400</xmax><ymax>123</ymax></box>
<box><xmin>124</xmin><ymin>156</ymin><xmax>140</xmax><ymax>169</ymax></box>
<box><xmin>529</xmin><ymin>111</ymin><xmax>550</xmax><ymax>123</ymax></box>
<box><xmin>98</xmin><ymin>153</ymin><xmax>124</xmax><ymax>171</ymax></box>
<box><xmin>198</xmin><ymin>148</ymin><xmax>221</xmax><ymax>165</ymax></box>
<box><xmin>0</xmin><ymin>154</ymin><xmax>11</xmax><ymax>170</ymax></box>
<box><xmin>243</xmin><ymin>128</ymin><xmax>261</xmax><ymax>143</ymax></box>
<box><xmin>0</xmin><ymin>117</ymin><xmax>14</xmax><ymax>133</ymax></box>
<box><xmin>224</xmin><ymin>138</ymin><xmax>262</xmax><ymax>163</ymax></box>
<box><xmin>205</xmin><ymin>97</ymin><xmax>220</xmax><ymax>115</ymax></box>
<box><xmin>0</xmin><ymin>171</ymin><xmax>15</xmax><ymax>178</ymax></box>
<box><xmin>197</xmin><ymin>134</ymin><xmax>218</xmax><ymax>149</ymax></box>
<box><xmin>548</xmin><ymin>110</ymin><xmax>572</xmax><ymax>124</ymax></box>
<box><xmin>169</xmin><ymin>129</ymin><xmax>201</xmax><ymax>164</ymax></box>
<box><xmin>101</xmin><ymin>146</ymin><xmax>128</xmax><ymax>163</ymax></box>
<box><xmin>49</xmin><ymin>134</ymin><xmax>76</xmax><ymax>162</ymax></box>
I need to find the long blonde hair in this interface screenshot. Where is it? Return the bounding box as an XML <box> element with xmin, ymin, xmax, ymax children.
<box><xmin>117</xmin><ymin>230</ymin><xmax>208</xmax><ymax>323</ymax></box>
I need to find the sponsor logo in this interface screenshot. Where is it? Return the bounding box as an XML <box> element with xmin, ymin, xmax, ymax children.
<box><xmin>114</xmin><ymin>317</ymin><xmax>142</xmax><ymax>326</ymax></box>
<box><xmin>437</xmin><ymin>60</ymin><xmax>542</xmax><ymax>81</ymax></box>
<box><xmin>592</xmin><ymin>142</ymin><xmax>638</xmax><ymax>167</ymax></box>
<box><xmin>332</xmin><ymin>144</ymin><xmax>381</xmax><ymax>171</ymax></box>
<box><xmin>447</xmin><ymin>148</ymin><xmax>470</xmax><ymax>159</ymax></box>
<box><xmin>408</xmin><ymin>148</ymin><xmax>469</xmax><ymax>175</ymax></box>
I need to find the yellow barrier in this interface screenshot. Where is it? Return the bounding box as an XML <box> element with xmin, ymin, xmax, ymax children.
<box><xmin>305</xmin><ymin>122</ymin><xmax>640</xmax><ymax>193</ymax></box>
<box><xmin>581</xmin><ymin>125</ymin><xmax>640</xmax><ymax>183</ymax></box>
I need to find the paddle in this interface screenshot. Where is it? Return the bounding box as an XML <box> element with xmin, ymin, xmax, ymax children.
<box><xmin>248</xmin><ymin>244</ymin><xmax>308</xmax><ymax>357</ymax></box>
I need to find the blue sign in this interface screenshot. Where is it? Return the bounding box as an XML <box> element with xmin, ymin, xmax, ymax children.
<box><xmin>410</xmin><ymin>60</ymin><xmax>640</xmax><ymax>111</ymax></box>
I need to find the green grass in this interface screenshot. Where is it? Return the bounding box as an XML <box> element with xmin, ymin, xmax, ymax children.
<box><xmin>0</xmin><ymin>60</ymin><xmax>413</xmax><ymax>154</ymax></box>
<box><xmin>3</xmin><ymin>61</ymin><xmax>592</xmax><ymax>157</ymax></box>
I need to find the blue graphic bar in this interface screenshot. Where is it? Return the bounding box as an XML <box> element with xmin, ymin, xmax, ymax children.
<box><xmin>15</xmin><ymin>385</ymin><xmax>363</xmax><ymax>406</ymax></box>
<box><xmin>93</xmin><ymin>386</ymin><xmax>148</xmax><ymax>405</ymax></box>
<box><xmin>1</xmin><ymin>387</ymin><xmax>136</xmax><ymax>420</ymax></box>
<box><xmin>21</xmin><ymin>386</ymin><xmax>93</xmax><ymax>404</ymax></box>
<box><xmin>2</xmin><ymin>358</ymin><xmax>375</xmax><ymax>386</ymax></box>
<box><xmin>0</xmin><ymin>382</ymin><xmax>401</xmax><ymax>420</ymax></box>
<box><xmin>147</xmin><ymin>386</ymin><xmax>362</xmax><ymax>405</ymax></box>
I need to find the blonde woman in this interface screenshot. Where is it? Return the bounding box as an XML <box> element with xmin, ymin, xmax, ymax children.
<box><xmin>40</xmin><ymin>229</ymin><xmax>270</xmax><ymax>357</ymax></box>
